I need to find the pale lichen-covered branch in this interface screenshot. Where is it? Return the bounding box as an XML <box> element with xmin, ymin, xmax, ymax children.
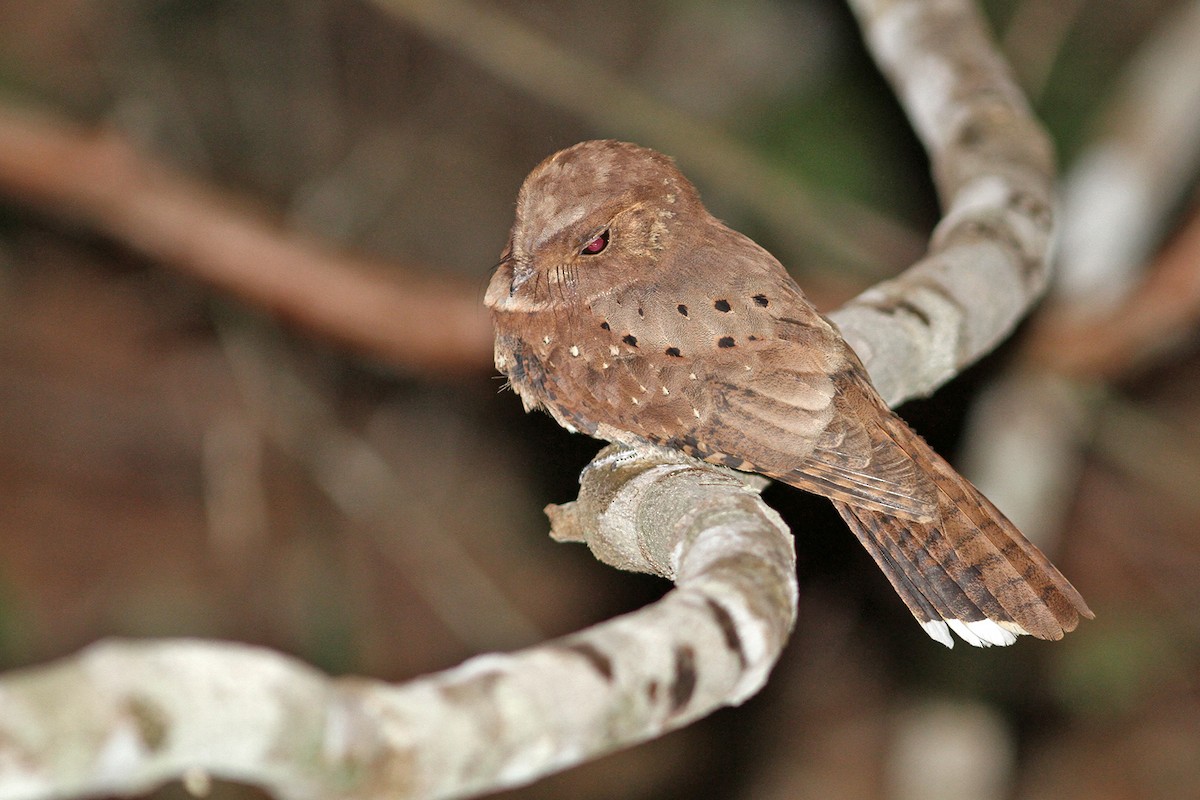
<box><xmin>0</xmin><ymin>446</ymin><xmax>794</xmax><ymax>800</ymax></box>
<box><xmin>832</xmin><ymin>0</ymin><xmax>1057</xmax><ymax>406</ymax></box>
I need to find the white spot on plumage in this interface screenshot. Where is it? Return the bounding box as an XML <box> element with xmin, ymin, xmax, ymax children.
<box><xmin>542</xmin><ymin>335</ymin><xmax>551</xmax><ymax>345</ymax></box>
<box><xmin>689</xmin><ymin>373</ymin><xmax>697</xmax><ymax>380</ymax></box>
<box><xmin>631</xmin><ymin>397</ymin><xmax>640</xmax><ymax>405</ymax></box>
<box><xmin>661</xmin><ymin>386</ymin><xmax>670</xmax><ymax>396</ymax></box>
<box><xmin>569</xmin><ymin>345</ymin><xmax>580</xmax><ymax>357</ymax></box>
<box><xmin>693</xmin><ymin>408</ymin><xmax>701</xmax><ymax>419</ymax></box>
<box><xmin>609</xmin><ymin>345</ymin><xmax>620</xmax><ymax>357</ymax></box>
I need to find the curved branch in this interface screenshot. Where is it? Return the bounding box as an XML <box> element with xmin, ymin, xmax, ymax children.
<box><xmin>0</xmin><ymin>447</ymin><xmax>795</xmax><ymax>800</ymax></box>
<box><xmin>831</xmin><ymin>0</ymin><xmax>1056</xmax><ymax>406</ymax></box>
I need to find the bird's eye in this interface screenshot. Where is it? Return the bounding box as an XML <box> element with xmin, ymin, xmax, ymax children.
<box><xmin>580</xmin><ymin>229</ymin><xmax>609</xmax><ymax>255</ymax></box>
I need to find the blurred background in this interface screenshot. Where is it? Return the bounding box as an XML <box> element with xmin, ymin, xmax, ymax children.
<box><xmin>0</xmin><ymin>1</ymin><xmax>1198</xmax><ymax>798</ymax></box>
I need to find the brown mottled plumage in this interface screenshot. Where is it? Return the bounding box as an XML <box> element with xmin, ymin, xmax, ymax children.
<box><xmin>486</xmin><ymin>140</ymin><xmax>1092</xmax><ymax>647</ymax></box>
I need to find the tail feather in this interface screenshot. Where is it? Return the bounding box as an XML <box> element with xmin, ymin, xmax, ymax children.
<box><xmin>851</xmin><ymin>519</ymin><xmax>958</xmax><ymax>648</ymax></box>
<box><xmin>833</xmin><ymin>416</ymin><xmax>1093</xmax><ymax>648</ymax></box>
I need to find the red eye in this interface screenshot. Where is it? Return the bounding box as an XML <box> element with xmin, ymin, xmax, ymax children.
<box><xmin>581</xmin><ymin>230</ymin><xmax>609</xmax><ymax>255</ymax></box>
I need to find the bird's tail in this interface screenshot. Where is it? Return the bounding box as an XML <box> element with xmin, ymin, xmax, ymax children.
<box><xmin>832</xmin><ymin>416</ymin><xmax>1093</xmax><ymax>648</ymax></box>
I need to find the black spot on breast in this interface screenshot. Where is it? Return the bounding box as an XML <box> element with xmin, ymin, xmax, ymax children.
<box><xmin>665</xmin><ymin>346</ymin><xmax>682</xmax><ymax>358</ymax></box>
<box><xmin>753</xmin><ymin>294</ymin><xmax>769</xmax><ymax>307</ymax></box>
<box><xmin>714</xmin><ymin>299</ymin><xmax>731</xmax><ymax>313</ymax></box>
<box><xmin>623</xmin><ymin>334</ymin><xmax>639</xmax><ymax>347</ymax></box>
<box><xmin>721</xmin><ymin>454</ymin><xmax>745</xmax><ymax>469</ymax></box>
<box><xmin>600</xmin><ymin>321</ymin><xmax>610</xmax><ymax>330</ymax></box>
<box><xmin>637</xmin><ymin>307</ymin><xmax>645</xmax><ymax>318</ymax></box>
<box><xmin>717</xmin><ymin>336</ymin><xmax>736</xmax><ymax>348</ymax></box>
<box><xmin>677</xmin><ymin>304</ymin><xmax>689</xmax><ymax>317</ymax></box>
<box><xmin>747</xmin><ymin>335</ymin><xmax>758</xmax><ymax>341</ymax></box>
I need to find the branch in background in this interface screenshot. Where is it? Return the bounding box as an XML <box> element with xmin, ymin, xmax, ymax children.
<box><xmin>832</xmin><ymin>0</ymin><xmax>1057</xmax><ymax>406</ymax></box>
<box><xmin>0</xmin><ymin>447</ymin><xmax>796</xmax><ymax>800</ymax></box>
<box><xmin>960</xmin><ymin>0</ymin><xmax>1200</xmax><ymax>542</ymax></box>
<box><xmin>1053</xmin><ymin>0</ymin><xmax>1200</xmax><ymax>314</ymax></box>
<box><xmin>372</xmin><ymin>0</ymin><xmax>924</xmax><ymax>280</ymax></box>
<box><xmin>0</xmin><ymin>107</ymin><xmax>493</xmax><ymax>377</ymax></box>
<box><xmin>1026</xmin><ymin>201</ymin><xmax>1200</xmax><ymax>380</ymax></box>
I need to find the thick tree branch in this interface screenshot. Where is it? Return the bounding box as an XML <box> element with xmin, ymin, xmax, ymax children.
<box><xmin>0</xmin><ymin>447</ymin><xmax>794</xmax><ymax>800</ymax></box>
<box><xmin>831</xmin><ymin>0</ymin><xmax>1056</xmax><ymax>406</ymax></box>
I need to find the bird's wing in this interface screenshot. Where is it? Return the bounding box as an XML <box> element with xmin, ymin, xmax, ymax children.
<box><xmin>782</xmin><ymin>367</ymin><xmax>938</xmax><ymax>520</ymax></box>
